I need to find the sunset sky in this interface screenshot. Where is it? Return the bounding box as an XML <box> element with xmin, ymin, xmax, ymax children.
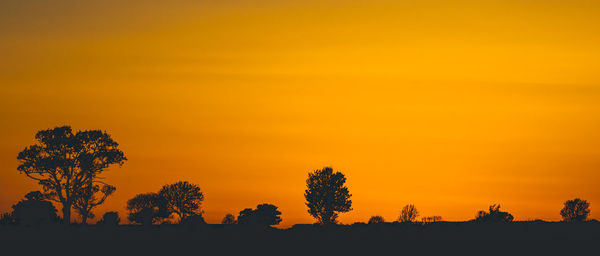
<box><xmin>1</xmin><ymin>0</ymin><xmax>599</xmax><ymax>227</ymax></box>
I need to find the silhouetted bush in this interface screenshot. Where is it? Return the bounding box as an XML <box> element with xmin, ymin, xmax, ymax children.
<box><xmin>305</xmin><ymin>167</ymin><xmax>352</xmax><ymax>225</ymax></box>
<box><xmin>368</xmin><ymin>215</ymin><xmax>385</xmax><ymax>224</ymax></box>
<box><xmin>561</xmin><ymin>198</ymin><xmax>590</xmax><ymax>222</ymax></box>
<box><xmin>11</xmin><ymin>191</ymin><xmax>59</xmax><ymax>226</ymax></box>
<box><xmin>159</xmin><ymin>181</ymin><xmax>204</xmax><ymax>223</ymax></box>
<box><xmin>475</xmin><ymin>204</ymin><xmax>513</xmax><ymax>223</ymax></box>
<box><xmin>0</xmin><ymin>212</ymin><xmax>13</xmax><ymax>225</ymax></box>
<box><xmin>237</xmin><ymin>204</ymin><xmax>282</xmax><ymax>226</ymax></box>
<box><xmin>421</xmin><ymin>216</ymin><xmax>442</xmax><ymax>224</ymax></box>
<box><xmin>351</xmin><ymin>222</ymin><xmax>368</xmax><ymax>228</ymax></box>
<box><xmin>221</xmin><ymin>213</ymin><xmax>237</xmax><ymax>224</ymax></box>
<box><xmin>126</xmin><ymin>192</ymin><xmax>168</xmax><ymax>225</ymax></box>
<box><xmin>181</xmin><ymin>214</ymin><xmax>206</xmax><ymax>226</ymax></box>
<box><xmin>97</xmin><ymin>211</ymin><xmax>120</xmax><ymax>226</ymax></box>
<box><xmin>399</xmin><ymin>204</ymin><xmax>419</xmax><ymax>223</ymax></box>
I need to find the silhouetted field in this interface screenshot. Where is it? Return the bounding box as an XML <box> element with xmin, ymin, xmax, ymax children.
<box><xmin>1</xmin><ymin>221</ymin><xmax>597</xmax><ymax>255</ymax></box>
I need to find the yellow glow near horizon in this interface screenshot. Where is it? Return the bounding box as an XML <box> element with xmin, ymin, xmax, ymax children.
<box><xmin>1</xmin><ymin>0</ymin><xmax>599</xmax><ymax>226</ymax></box>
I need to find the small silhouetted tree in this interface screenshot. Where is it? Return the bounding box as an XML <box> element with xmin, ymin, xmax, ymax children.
<box><xmin>73</xmin><ymin>183</ymin><xmax>116</xmax><ymax>224</ymax></box>
<box><xmin>237</xmin><ymin>208</ymin><xmax>254</xmax><ymax>225</ymax></box>
<box><xmin>158</xmin><ymin>181</ymin><xmax>204</xmax><ymax>222</ymax></box>
<box><xmin>11</xmin><ymin>191</ymin><xmax>59</xmax><ymax>226</ymax></box>
<box><xmin>222</xmin><ymin>213</ymin><xmax>237</xmax><ymax>224</ymax></box>
<box><xmin>475</xmin><ymin>204</ymin><xmax>514</xmax><ymax>223</ymax></box>
<box><xmin>17</xmin><ymin>126</ymin><xmax>126</xmax><ymax>225</ymax></box>
<box><xmin>126</xmin><ymin>193</ymin><xmax>167</xmax><ymax>225</ymax></box>
<box><xmin>1</xmin><ymin>212</ymin><xmax>13</xmax><ymax>225</ymax></box>
<box><xmin>560</xmin><ymin>198</ymin><xmax>590</xmax><ymax>222</ymax></box>
<box><xmin>421</xmin><ymin>216</ymin><xmax>442</xmax><ymax>224</ymax></box>
<box><xmin>399</xmin><ymin>204</ymin><xmax>419</xmax><ymax>223</ymax></box>
<box><xmin>237</xmin><ymin>204</ymin><xmax>282</xmax><ymax>226</ymax></box>
<box><xmin>305</xmin><ymin>167</ymin><xmax>352</xmax><ymax>225</ymax></box>
<box><xmin>181</xmin><ymin>214</ymin><xmax>206</xmax><ymax>226</ymax></box>
<box><xmin>368</xmin><ymin>215</ymin><xmax>385</xmax><ymax>224</ymax></box>
<box><xmin>97</xmin><ymin>211</ymin><xmax>120</xmax><ymax>226</ymax></box>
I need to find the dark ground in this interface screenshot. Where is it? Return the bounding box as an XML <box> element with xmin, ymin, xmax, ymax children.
<box><xmin>1</xmin><ymin>221</ymin><xmax>598</xmax><ymax>255</ymax></box>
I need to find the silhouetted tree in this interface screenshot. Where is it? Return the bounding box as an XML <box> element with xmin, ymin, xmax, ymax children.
<box><xmin>97</xmin><ymin>211</ymin><xmax>120</xmax><ymax>226</ymax></box>
<box><xmin>158</xmin><ymin>181</ymin><xmax>204</xmax><ymax>222</ymax></box>
<box><xmin>11</xmin><ymin>191</ymin><xmax>59</xmax><ymax>226</ymax></box>
<box><xmin>237</xmin><ymin>204</ymin><xmax>282</xmax><ymax>226</ymax></box>
<box><xmin>475</xmin><ymin>204</ymin><xmax>514</xmax><ymax>223</ymax></box>
<box><xmin>126</xmin><ymin>193</ymin><xmax>167</xmax><ymax>225</ymax></box>
<box><xmin>368</xmin><ymin>215</ymin><xmax>385</xmax><ymax>224</ymax></box>
<box><xmin>181</xmin><ymin>214</ymin><xmax>206</xmax><ymax>226</ymax></box>
<box><xmin>17</xmin><ymin>126</ymin><xmax>126</xmax><ymax>225</ymax></box>
<box><xmin>304</xmin><ymin>167</ymin><xmax>352</xmax><ymax>225</ymax></box>
<box><xmin>73</xmin><ymin>183</ymin><xmax>116</xmax><ymax>224</ymax></box>
<box><xmin>399</xmin><ymin>204</ymin><xmax>419</xmax><ymax>223</ymax></box>
<box><xmin>560</xmin><ymin>198</ymin><xmax>590</xmax><ymax>222</ymax></box>
<box><xmin>0</xmin><ymin>212</ymin><xmax>13</xmax><ymax>225</ymax></box>
<box><xmin>222</xmin><ymin>213</ymin><xmax>237</xmax><ymax>224</ymax></box>
<box><xmin>421</xmin><ymin>216</ymin><xmax>443</xmax><ymax>224</ymax></box>
<box><xmin>237</xmin><ymin>208</ymin><xmax>254</xmax><ymax>224</ymax></box>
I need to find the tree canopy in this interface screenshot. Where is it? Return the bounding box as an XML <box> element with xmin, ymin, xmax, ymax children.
<box><xmin>237</xmin><ymin>204</ymin><xmax>282</xmax><ymax>226</ymax></box>
<box><xmin>158</xmin><ymin>181</ymin><xmax>204</xmax><ymax>222</ymax></box>
<box><xmin>126</xmin><ymin>192</ymin><xmax>168</xmax><ymax>225</ymax></box>
<box><xmin>560</xmin><ymin>198</ymin><xmax>590</xmax><ymax>222</ymax></box>
<box><xmin>17</xmin><ymin>126</ymin><xmax>126</xmax><ymax>224</ymax></box>
<box><xmin>222</xmin><ymin>213</ymin><xmax>237</xmax><ymax>224</ymax></box>
<box><xmin>368</xmin><ymin>215</ymin><xmax>385</xmax><ymax>224</ymax></box>
<box><xmin>399</xmin><ymin>204</ymin><xmax>420</xmax><ymax>223</ymax></box>
<box><xmin>475</xmin><ymin>204</ymin><xmax>514</xmax><ymax>223</ymax></box>
<box><xmin>304</xmin><ymin>167</ymin><xmax>352</xmax><ymax>225</ymax></box>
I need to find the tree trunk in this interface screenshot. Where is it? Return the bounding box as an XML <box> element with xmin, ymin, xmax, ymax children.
<box><xmin>81</xmin><ymin>212</ymin><xmax>88</xmax><ymax>225</ymax></box>
<box><xmin>62</xmin><ymin>202</ymin><xmax>71</xmax><ymax>225</ymax></box>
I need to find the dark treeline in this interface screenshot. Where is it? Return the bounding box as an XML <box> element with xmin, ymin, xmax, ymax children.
<box><xmin>1</xmin><ymin>126</ymin><xmax>598</xmax><ymax>254</ymax></box>
<box><xmin>1</xmin><ymin>126</ymin><xmax>595</xmax><ymax>226</ymax></box>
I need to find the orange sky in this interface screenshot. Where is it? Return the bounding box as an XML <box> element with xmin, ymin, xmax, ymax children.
<box><xmin>1</xmin><ymin>0</ymin><xmax>599</xmax><ymax>227</ymax></box>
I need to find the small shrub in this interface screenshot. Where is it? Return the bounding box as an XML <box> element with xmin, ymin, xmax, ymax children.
<box><xmin>98</xmin><ymin>211</ymin><xmax>120</xmax><ymax>226</ymax></box>
<box><xmin>475</xmin><ymin>204</ymin><xmax>513</xmax><ymax>223</ymax></box>
<box><xmin>421</xmin><ymin>216</ymin><xmax>442</xmax><ymax>224</ymax></box>
<box><xmin>11</xmin><ymin>191</ymin><xmax>59</xmax><ymax>226</ymax></box>
<box><xmin>368</xmin><ymin>215</ymin><xmax>385</xmax><ymax>224</ymax></box>
<box><xmin>0</xmin><ymin>212</ymin><xmax>13</xmax><ymax>225</ymax></box>
<box><xmin>221</xmin><ymin>213</ymin><xmax>236</xmax><ymax>224</ymax></box>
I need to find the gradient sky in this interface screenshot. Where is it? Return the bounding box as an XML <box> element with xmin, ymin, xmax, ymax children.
<box><xmin>1</xmin><ymin>0</ymin><xmax>599</xmax><ymax>227</ymax></box>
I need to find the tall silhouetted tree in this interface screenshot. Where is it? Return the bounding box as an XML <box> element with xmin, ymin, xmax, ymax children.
<box><xmin>475</xmin><ymin>204</ymin><xmax>514</xmax><ymax>223</ymax></box>
<box><xmin>11</xmin><ymin>191</ymin><xmax>59</xmax><ymax>226</ymax></box>
<box><xmin>399</xmin><ymin>204</ymin><xmax>419</xmax><ymax>223</ymax></box>
<box><xmin>304</xmin><ymin>167</ymin><xmax>352</xmax><ymax>225</ymax></box>
<box><xmin>73</xmin><ymin>183</ymin><xmax>116</xmax><ymax>224</ymax></box>
<box><xmin>560</xmin><ymin>198</ymin><xmax>590</xmax><ymax>222</ymax></box>
<box><xmin>237</xmin><ymin>204</ymin><xmax>282</xmax><ymax>226</ymax></box>
<box><xmin>368</xmin><ymin>215</ymin><xmax>385</xmax><ymax>224</ymax></box>
<box><xmin>158</xmin><ymin>181</ymin><xmax>204</xmax><ymax>222</ymax></box>
<box><xmin>222</xmin><ymin>213</ymin><xmax>237</xmax><ymax>224</ymax></box>
<box><xmin>126</xmin><ymin>193</ymin><xmax>167</xmax><ymax>225</ymax></box>
<box><xmin>17</xmin><ymin>126</ymin><xmax>126</xmax><ymax>224</ymax></box>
